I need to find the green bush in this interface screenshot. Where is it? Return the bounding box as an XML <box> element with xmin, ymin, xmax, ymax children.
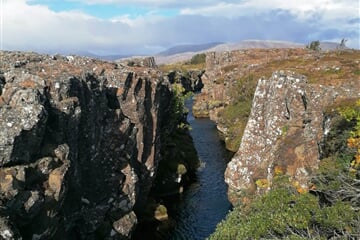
<box><xmin>190</xmin><ymin>53</ymin><xmax>206</xmax><ymax>65</ymax></box>
<box><xmin>306</xmin><ymin>40</ymin><xmax>321</xmax><ymax>51</ymax></box>
<box><xmin>209</xmin><ymin>178</ymin><xmax>359</xmax><ymax>239</ymax></box>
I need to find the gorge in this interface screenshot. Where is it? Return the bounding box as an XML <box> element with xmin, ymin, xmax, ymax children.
<box><xmin>1</xmin><ymin>48</ymin><xmax>359</xmax><ymax>239</ymax></box>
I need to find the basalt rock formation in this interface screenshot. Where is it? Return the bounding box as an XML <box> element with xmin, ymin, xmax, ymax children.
<box><xmin>166</xmin><ymin>69</ymin><xmax>204</xmax><ymax>93</ymax></box>
<box><xmin>225</xmin><ymin>71</ymin><xmax>359</xmax><ymax>203</ymax></box>
<box><xmin>0</xmin><ymin>51</ymin><xmax>171</xmax><ymax>239</ymax></box>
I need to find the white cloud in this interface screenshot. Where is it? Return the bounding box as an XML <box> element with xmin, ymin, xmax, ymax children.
<box><xmin>66</xmin><ymin>0</ymin><xmax>234</xmax><ymax>8</ymax></box>
<box><xmin>180</xmin><ymin>0</ymin><xmax>359</xmax><ymax>22</ymax></box>
<box><xmin>180</xmin><ymin>0</ymin><xmax>359</xmax><ymax>48</ymax></box>
<box><xmin>1</xmin><ymin>0</ymin><xmax>359</xmax><ymax>55</ymax></box>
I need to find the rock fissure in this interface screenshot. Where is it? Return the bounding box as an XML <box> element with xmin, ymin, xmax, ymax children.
<box><xmin>0</xmin><ymin>52</ymin><xmax>172</xmax><ymax>239</ymax></box>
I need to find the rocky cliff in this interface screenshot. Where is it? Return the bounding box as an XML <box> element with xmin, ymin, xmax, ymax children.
<box><xmin>0</xmin><ymin>51</ymin><xmax>171</xmax><ymax>239</ymax></box>
<box><xmin>225</xmin><ymin>71</ymin><xmax>359</xmax><ymax>203</ymax></box>
<box><xmin>193</xmin><ymin>49</ymin><xmax>305</xmax><ymax>150</ymax></box>
<box><xmin>193</xmin><ymin>49</ymin><xmax>360</xmax><ymax>152</ymax></box>
<box><xmin>191</xmin><ymin>48</ymin><xmax>359</xmax><ymax>203</ymax></box>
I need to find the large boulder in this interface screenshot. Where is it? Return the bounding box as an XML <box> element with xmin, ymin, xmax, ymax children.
<box><xmin>225</xmin><ymin>71</ymin><xmax>360</xmax><ymax>204</ymax></box>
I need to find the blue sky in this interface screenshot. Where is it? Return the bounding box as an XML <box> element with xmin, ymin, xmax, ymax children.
<box><xmin>28</xmin><ymin>0</ymin><xmax>180</xmax><ymax>19</ymax></box>
<box><xmin>1</xmin><ymin>0</ymin><xmax>359</xmax><ymax>55</ymax></box>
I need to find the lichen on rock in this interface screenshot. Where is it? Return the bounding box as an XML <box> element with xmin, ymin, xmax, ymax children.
<box><xmin>0</xmin><ymin>51</ymin><xmax>172</xmax><ymax>239</ymax></box>
<box><xmin>225</xmin><ymin>70</ymin><xmax>360</xmax><ymax>204</ymax></box>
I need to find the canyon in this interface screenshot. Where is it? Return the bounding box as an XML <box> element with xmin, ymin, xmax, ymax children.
<box><xmin>0</xmin><ymin>47</ymin><xmax>359</xmax><ymax>239</ymax></box>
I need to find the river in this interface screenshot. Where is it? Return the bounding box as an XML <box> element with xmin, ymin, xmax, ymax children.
<box><xmin>162</xmin><ymin>99</ymin><xmax>232</xmax><ymax>240</ymax></box>
<box><xmin>133</xmin><ymin>98</ymin><xmax>232</xmax><ymax>240</ymax></box>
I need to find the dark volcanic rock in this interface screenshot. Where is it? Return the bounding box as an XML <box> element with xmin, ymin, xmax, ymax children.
<box><xmin>166</xmin><ymin>69</ymin><xmax>204</xmax><ymax>93</ymax></box>
<box><xmin>0</xmin><ymin>51</ymin><xmax>171</xmax><ymax>239</ymax></box>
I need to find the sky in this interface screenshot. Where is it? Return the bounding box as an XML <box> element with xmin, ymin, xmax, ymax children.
<box><xmin>0</xmin><ymin>0</ymin><xmax>359</xmax><ymax>56</ymax></box>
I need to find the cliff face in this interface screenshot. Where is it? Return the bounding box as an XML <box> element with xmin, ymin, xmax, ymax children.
<box><xmin>193</xmin><ymin>49</ymin><xmax>360</xmax><ymax>152</ymax></box>
<box><xmin>225</xmin><ymin>71</ymin><xmax>359</xmax><ymax>203</ymax></box>
<box><xmin>0</xmin><ymin>52</ymin><xmax>171</xmax><ymax>239</ymax></box>
<box><xmin>192</xmin><ymin>48</ymin><xmax>359</xmax><ymax>204</ymax></box>
<box><xmin>193</xmin><ymin>49</ymin><xmax>306</xmax><ymax>150</ymax></box>
<box><xmin>193</xmin><ymin>49</ymin><xmax>299</xmax><ymax>120</ymax></box>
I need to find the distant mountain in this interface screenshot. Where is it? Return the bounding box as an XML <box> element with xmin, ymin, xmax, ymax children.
<box><xmin>157</xmin><ymin>42</ymin><xmax>223</xmax><ymax>56</ymax></box>
<box><xmin>155</xmin><ymin>40</ymin><xmax>304</xmax><ymax>64</ymax></box>
<box><xmin>70</xmin><ymin>40</ymin><xmax>343</xmax><ymax>65</ymax></box>
<box><xmin>97</xmin><ymin>54</ymin><xmax>131</xmax><ymax>61</ymax></box>
<box><xmin>73</xmin><ymin>51</ymin><xmax>130</xmax><ymax>61</ymax></box>
<box><xmin>45</xmin><ymin>50</ymin><xmax>130</xmax><ymax>61</ymax></box>
<box><xmin>207</xmin><ymin>40</ymin><xmax>304</xmax><ymax>52</ymax></box>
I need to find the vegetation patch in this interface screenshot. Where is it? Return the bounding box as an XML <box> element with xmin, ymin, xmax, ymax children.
<box><xmin>209</xmin><ymin>99</ymin><xmax>360</xmax><ymax>239</ymax></box>
<box><xmin>189</xmin><ymin>53</ymin><xmax>206</xmax><ymax>65</ymax></box>
<box><xmin>158</xmin><ymin>60</ymin><xmax>205</xmax><ymax>73</ymax></box>
<box><xmin>218</xmin><ymin>74</ymin><xmax>256</xmax><ymax>151</ymax></box>
<box><xmin>216</xmin><ymin>50</ymin><xmax>359</xmax><ymax>151</ymax></box>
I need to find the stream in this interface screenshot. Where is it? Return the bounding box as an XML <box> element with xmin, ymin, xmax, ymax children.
<box><xmin>163</xmin><ymin>99</ymin><xmax>232</xmax><ymax>240</ymax></box>
<box><xmin>134</xmin><ymin>98</ymin><xmax>232</xmax><ymax>240</ymax></box>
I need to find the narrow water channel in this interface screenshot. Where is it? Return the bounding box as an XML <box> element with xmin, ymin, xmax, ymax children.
<box><xmin>133</xmin><ymin>98</ymin><xmax>232</xmax><ymax>240</ymax></box>
<box><xmin>162</xmin><ymin>99</ymin><xmax>232</xmax><ymax>240</ymax></box>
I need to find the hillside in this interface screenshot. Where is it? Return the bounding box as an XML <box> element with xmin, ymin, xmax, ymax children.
<box><xmin>160</xmin><ymin>47</ymin><xmax>360</xmax><ymax>239</ymax></box>
<box><xmin>201</xmin><ymin>48</ymin><xmax>359</xmax><ymax>239</ymax></box>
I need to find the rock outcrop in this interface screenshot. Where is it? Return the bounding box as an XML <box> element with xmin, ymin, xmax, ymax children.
<box><xmin>166</xmin><ymin>69</ymin><xmax>204</xmax><ymax>93</ymax></box>
<box><xmin>194</xmin><ymin>48</ymin><xmax>360</xmax><ymax>153</ymax></box>
<box><xmin>225</xmin><ymin>71</ymin><xmax>360</xmax><ymax>204</ymax></box>
<box><xmin>0</xmin><ymin>51</ymin><xmax>171</xmax><ymax>239</ymax></box>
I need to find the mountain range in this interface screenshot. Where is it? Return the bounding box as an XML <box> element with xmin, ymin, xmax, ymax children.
<box><xmin>61</xmin><ymin>40</ymin><xmax>344</xmax><ymax>64</ymax></box>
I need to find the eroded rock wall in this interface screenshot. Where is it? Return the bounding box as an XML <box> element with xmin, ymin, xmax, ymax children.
<box><xmin>0</xmin><ymin>52</ymin><xmax>171</xmax><ymax>239</ymax></box>
<box><xmin>193</xmin><ymin>49</ymin><xmax>302</xmax><ymax>120</ymax></box>
<box><xmin>225</xmin><ymin>71</ymin><xmax>360</xmax><ymax>204</ymax></box>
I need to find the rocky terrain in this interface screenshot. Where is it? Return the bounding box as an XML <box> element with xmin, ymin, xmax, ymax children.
<box><xmin>0</xmin><ymin>52</ymin><xmax>172</xmax><ymax>239</ymax></box>
<box><xmin>187</xmin><ymin>48</ymin><xmax>359</xmax><ymax>238</ymax></box>
<box><xmin>225</xmin><ymin>70</ymin><xmax>359</xmax><ymax>202</ymax></box>
<box><xmin>1</xmin><ymin>46</ymin><xmax>358</xmax><ymax>239</ymax></box>
<box><xmin>192</xmin><ymin>48</ymin><xmax>360</xmax><ymax>203</ymax></box>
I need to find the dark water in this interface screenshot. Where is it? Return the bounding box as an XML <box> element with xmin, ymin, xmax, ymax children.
<box><xmin>133</xmin><ymin>99</ymin><xmax>232</xmax><ymax>240</ymax></box>
<box><xmin>162</xmin><ymin>99</ymin><xmax>232</xmax><ymax>240</ymax></box>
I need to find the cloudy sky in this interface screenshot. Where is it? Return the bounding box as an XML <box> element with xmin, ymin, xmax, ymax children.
<box><xmin>1</xmin><ymin>0</ymin><xmax>359</xmax><ymax>55</ymax></box>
